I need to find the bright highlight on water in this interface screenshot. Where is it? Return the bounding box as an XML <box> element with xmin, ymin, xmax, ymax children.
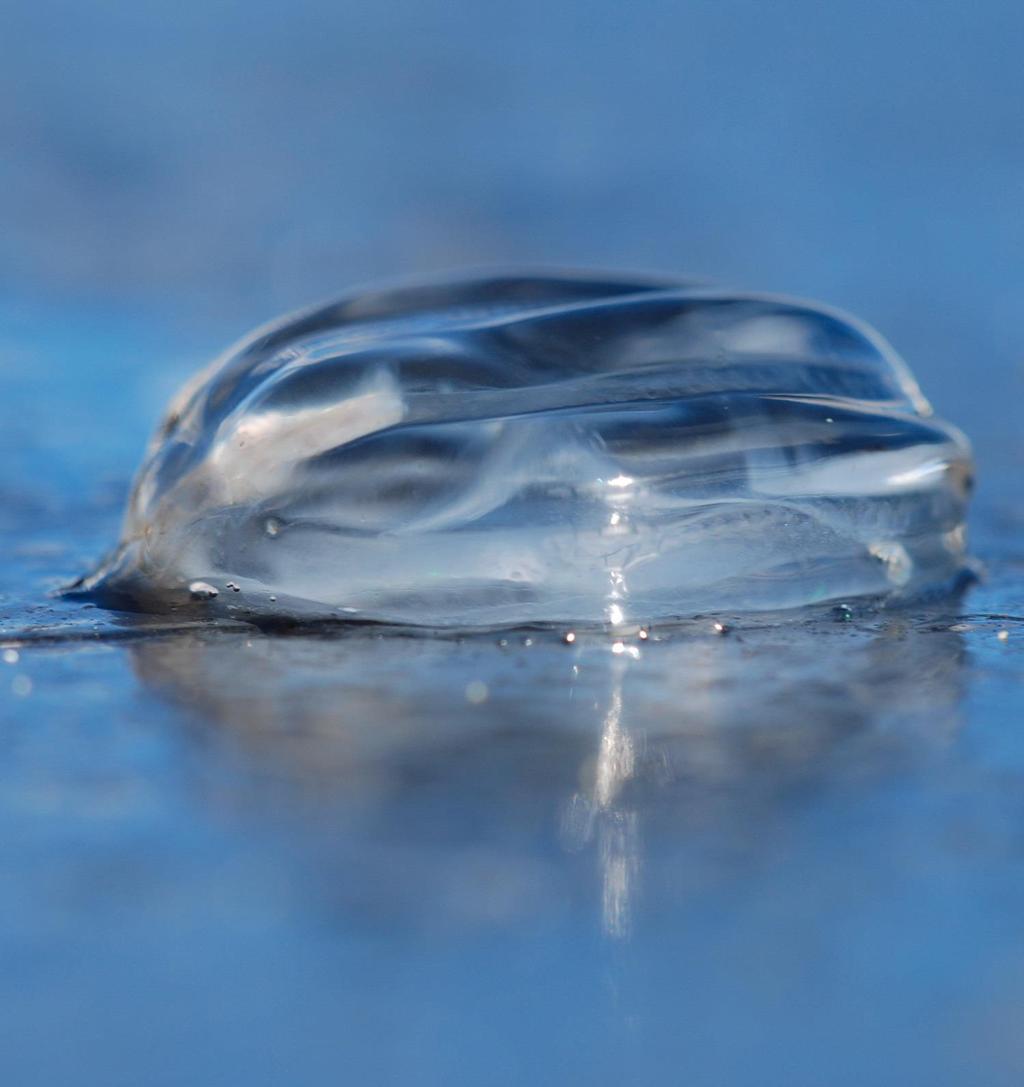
<box><xmin>77</xmin><ymin>272</ymin><xmax>974</xmax><ymax>626</ymax></box>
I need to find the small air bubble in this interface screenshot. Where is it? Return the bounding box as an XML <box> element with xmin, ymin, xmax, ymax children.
<box><xmin>264</xmin><ymin>517</ymin><xmax>282</xmax><ymax>537</ymax></box>
<box><xmin>2</xmin><ymin>649</ymin><xmax>19</xmax><ymax>665</ymax></box>
<box><xmin>226</xmin><ymin>581</ymin><xmax>241</xmax><ymax>592</ymax></box>
<box><xmin>188</xmin><ymin>581</ymin><xmax>219</xmax><ymax>601</ymax></box>
<box><xmin>997</xmin><ymin>629</ymin><xmax>1010</xmax><ymax>642</ymax></box>
<box><xmin>563</xmin><ymin>631</ymin><xmax>576</xmax><ymax>644</ymax></box>
<box><xmin>833</xmin><ymin>603</ymin><xmax>853</xmax><ymax>622</ymax></box>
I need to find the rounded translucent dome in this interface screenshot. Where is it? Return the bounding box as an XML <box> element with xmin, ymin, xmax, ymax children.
<box><xmin>80</xmin><ymin>272</ymin><xmax>973</xmax><ymax>627</ymax></box>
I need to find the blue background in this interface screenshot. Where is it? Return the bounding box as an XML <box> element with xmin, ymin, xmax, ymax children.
<box><xmin>3</xmin><ymin>0</ymin><xmax>1023</xmax><ymax>458</ymax></box>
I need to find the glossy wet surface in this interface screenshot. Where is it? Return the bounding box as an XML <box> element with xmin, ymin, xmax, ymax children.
<box><xmin>83</xmin><ymin>273</ymin><xmax>973</xmax><ymax>625</ymax></box>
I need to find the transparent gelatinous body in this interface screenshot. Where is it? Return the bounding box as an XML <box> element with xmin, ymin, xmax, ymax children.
<box><xmin>81</xmin><ymin>273</ymin><xmax>974</xmax><ymax>627</ymax></box>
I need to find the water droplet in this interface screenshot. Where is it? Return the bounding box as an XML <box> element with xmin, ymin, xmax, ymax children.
<box><xmin>188</xmin><ymin>581</ymin><xmax>219</xmax><ymax>601</ymax></box>
<box><xmin>563</xmin><ymin>631</ymin><xmax>576</xmax><ymax>644</ymax></box>
<box><xmin>833</xmin><ymin>603</ymin><xmax>853</xmax><ymax>622</ymax></box>
<box><xmin>997</xmin><ymin>629</ymin><xmax>1010</xmax><ymax>642</ymax></box>
<box><xmin>80</xmin><ymin>273</ymin><xmax>974</xmax><ymax>626</ymax></box>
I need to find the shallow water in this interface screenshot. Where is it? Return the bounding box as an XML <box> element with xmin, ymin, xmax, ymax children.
<box><xmin>2</xmin><ymin>305</ymin><xmax>1024</xmax><ymax>1086</ymax></box>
